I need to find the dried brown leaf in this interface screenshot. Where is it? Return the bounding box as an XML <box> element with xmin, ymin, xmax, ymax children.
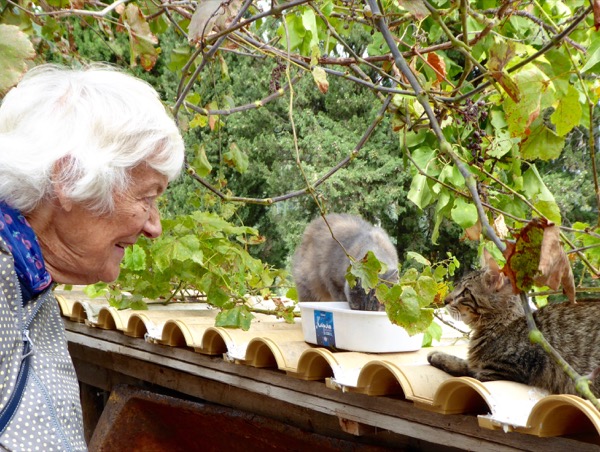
<box><xmin>594</xmin><ymin>0</ymin><xmax>600</xmax><ymax>31</ymax></box>
<box><xmin>534</xmin><ymin>224</ymin><xmax>576</xmax><ymax>303</ymax></box>
<box><xmin>427</xmin><ymin>52</ymin><xmax>446</xmax><ymax>83</ymax></box>
<box><xmin>502</xmin><ymin>218</ymin><xmax>576</xmax><ymax>302</ymax></box>
<box><xmin>188</xmin><ymin>0</ymin><xmax>242</xmax><ymax>44</ymax></box>
<box><xmin>463</xmin><ymin>220</ymin><xmax>482</xmax><ymax>241</ymax></box>
<box><xmin>493</xmin><ymin>214</ymin><xmax>508</xmax><ymax>239</ymax></box>
<box><xmin>397</xmin><ymin>0</ymin><xmax>430</xmax><ymax>20</ymax></box>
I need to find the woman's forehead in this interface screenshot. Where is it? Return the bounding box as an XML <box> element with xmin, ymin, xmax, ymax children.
<box><xmin>129</xmin><ymin>164</ymin><xmax>169</xmax><ymax>193</ymax></box>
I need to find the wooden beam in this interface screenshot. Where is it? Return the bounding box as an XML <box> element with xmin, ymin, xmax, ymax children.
<box><xmin>65</xmin><ymin>321</ymin><xmax>600</xmax><ymax>452</ymax></box>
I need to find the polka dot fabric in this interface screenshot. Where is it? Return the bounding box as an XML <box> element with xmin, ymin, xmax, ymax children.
<box><xmin>0</xmin><ymin>239</ymin><xmax>86</xmax><ymax>451</ymax></box>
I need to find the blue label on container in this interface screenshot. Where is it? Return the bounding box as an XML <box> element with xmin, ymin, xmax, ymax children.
<box><xmin>314</xmin><ymin>310</ymin><xmax>335</xmax><ymax>347</ymax></box>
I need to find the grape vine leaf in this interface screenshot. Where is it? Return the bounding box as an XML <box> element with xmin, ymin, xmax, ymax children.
<box><xmin>119</xmin><ymin>4</ymin><xmax>159</xmax><ymax>70</ymax></box>
<box><xmin>502</xmin><ymin>218</ymin><xmax>575</xmax><ymax>302</ymax></box>
<box><xmin>397</xmin><ymin>0</ymin><xmax>430</xmax><ymax>20</ymax></box>
<box><xmin>522</xmin><ymin>166</ymin><xmax>561</xmax><ymax>224</ymax></box>
<box><xmin>535</xmin><ymin>223</ymin><xmax>575</xmax><ymax>303</ymax></box>
<box><xmin>312</xmin><ymin>66</ymin><xmax>329</xmax><ymax>94</ymax></box>
<box><xmin>223</xmin><ymin>142</ymin><xmax>249</xmax><ymax>174</ymax></box>
<box><xmin>488</xmin><ymin>38</ymin><xmax>520</xmax><ymax>102</ymax></box>
<box><xmin>0</xmin><ymin>25</ymin><xmax>35</xmax><ymax>95</ymax></box>
<box><xmin>346</xmin><ymin>251</ymin><xmax>384</xmax><ymax>290</ymax></box>
<box><xmin>188</xmin><ymin>0</ymin><xmax>242</xmax><ymax>43</ymax></box>
<box><xmin>503</xmin><ymin>67</ymin><xmax>553</xmax><ymax>138</ymax></box>
<box><xmin>520</xmin><ymin>121</ymin><xmax>565</xmax><ymax>161</ymax></box>
<box><xmin>550</xmin><ymin>85</ymin><xmax>582</xmax><ymax>137</ymax></box>
<box><xmin>451</xmin><ymin>197</ymin><xmax>478</xmax><ymax>228</ymax></box>
<box><xmin>427</xmin><ymin>52</ymin><xmax>447</xmax><ymax>83</ymax></box>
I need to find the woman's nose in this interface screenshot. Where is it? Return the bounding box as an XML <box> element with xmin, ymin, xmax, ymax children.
<box><xmin>142</xmin><ymin>206</ymin><xmax>162</xmax><ymax>239</ymax></box>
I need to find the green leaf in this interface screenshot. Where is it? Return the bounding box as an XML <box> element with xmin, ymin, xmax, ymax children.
<box><xmin>223</xmin><ymin>142</ymin><xmax>249</xmax><ymax>174</ymax></box>
<box><xmin>191</xmin><ymin>211</ymin><xmax>257</xmax><ymax>235</ymax></box>
<box><xmin>347</xmin><ymin>251</ymin><xmax>384</xmax><ymax>290</ymax></box>
<box><xmin>438</xmin><ymin>164</ymin><xmax>464</xmax><ymax>187</ymax></box>
<box><xmin>301</xmin><ymin>9</ymin><xmax>319</xmax><ymax>50</ymax></box>
<box><xmin>523</xmin><ymin>166</ymin><xmax>561</xmax><ymax>224</ymax></box>
<box><xmin>422</xmin><ymin>321</ymin><xmax>443</xmax><ymax>347</ymax></box>
<box><xmin>550</xmin><ymin>85</ymin><xmax>582</xmax><ymax>137</ymax></box>
<box><xmin>431</xmin><ymin>190</ymin><xmax>453</xmax><ymax>244</ymax></box>
<box><xmin>279</xmin><ymin>14</ymin><xmax>304</xmax><ymax>51</ymax></box>
<box><xmin>83</xmin><ymin>283</ymin><xmax>108</xmax><ymax>299</ymax></box>
<box><xmin>207</xmin><ymin>284</ymin><xmax>230</xmax><ymax>308</ymax></box>
<box><xmin>416</xmin><ymin>276</ymin><xmax>438</xmax><ymax>307</ymax></box>
<box><xmin>0</xmin><ymin>25</ymin><xmax>35</xmax><ymax>95</ymax></box>
<box><xmin>384</xmin><ymin>285</ymin><xmax>434</xmax><ymax>336</ymax></box>
<box><xmin>122</xmin><ymin>244</ymin><xmax>147</xmax><ymax>271</ymax></box>
<box><xmin>520</xmin><ymin>121</ymin><xmax>565</xmax><ymax>161</ymax></box>
<box><xmin>411</xmin><ymin>147</ymin><xmax>437</xmax><ymax>175</ymax></box>
<box><xmin>451</xmin><ymin>197</ymin><xmax>478</xmax><ymax>228</ymax></box>
<box><xmin>215</xmin><ymin>305</ymin><xmax>254</xmax><ymax>330</ymax></box>
<box><xmin>190</xmin><ymin>114</ymin><xmax>208</xmax><ymax>129</ymax></box>
<box><xmin>407</xmin><ymin>174</ymin><xmax>434</xmax><ymax>209</ymax></box>
<box><xmin>581</xmin><ymin>32</ymin><xmax>600</xmax><ymax>73</ymax></box>
<box><xmin>406</xmin><ymin>252</ymin><xmax>431</xmax><ymax>266</ymax></box>
<box><xmin>191</xmin><ymin>145</ymin><xmax>213</xmax><ymax>177</ymax></box>
<box><xmin>152</xmin><ymin>235</ymin><xmax>203</xmax><ymax>272</ymax></box>
<box><xmin>286</xmin><ymin>287</ymin><xmax>298</xmax><ymax>301</ymax></box>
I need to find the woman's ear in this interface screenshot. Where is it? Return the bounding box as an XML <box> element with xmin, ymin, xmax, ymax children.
<box><xmin>51</xmin><ymin>158</ymin><xmax>73</xmax><ymax>212</ymax></box>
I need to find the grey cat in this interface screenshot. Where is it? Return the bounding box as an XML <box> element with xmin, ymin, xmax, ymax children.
<box><xmin>428</xmin><ymin>251</ymin><xmax>600</xmax><ymax>396</ymax></box>
<box><xmin>292</xmin><ymin>213</ymin><xmax>399</xmax><ymax>311</ymax></box>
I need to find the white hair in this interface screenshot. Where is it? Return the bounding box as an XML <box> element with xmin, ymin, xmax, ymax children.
<box><xmin>0</xmin><ymin>63</ymin><xmax>185</xmax><ymax>214</ymax></box>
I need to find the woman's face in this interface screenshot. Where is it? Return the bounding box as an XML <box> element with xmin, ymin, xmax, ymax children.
<box><xmin>40</xmin><ymin>164</ymin><xmax>169</xmax><ymax>285</ymax></box>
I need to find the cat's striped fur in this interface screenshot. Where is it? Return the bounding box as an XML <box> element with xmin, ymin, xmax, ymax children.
<box><xmin>428</xmin><ymin>251</ymin><xmax>600</xmax><ymax>396</ymax></box>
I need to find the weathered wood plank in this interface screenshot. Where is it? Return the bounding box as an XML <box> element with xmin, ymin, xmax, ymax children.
<box><xmin>65</xmin><ymin>320</ymin><xmax>600</xmax><ymax>452</ymax></box>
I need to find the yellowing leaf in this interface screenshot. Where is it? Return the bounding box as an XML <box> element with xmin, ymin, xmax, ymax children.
<box><xmin>520</xmin><ymin>122</ymin><xmax>565</xmax><ymax>161</ymax></box>
<box><xmin>0</xmin><ymin>25</ymin><xmax>35</xmax><ymax>95</ymax></box>
<box><xmin>550</xmin><ymin>85</ymin><xmax>582</xmax><ymax>137</ymax></box>
<box><xmin>503</xmin><ymin>68</ymin><xmax>553</xmax><ymax>138</ymax></box>
<box><xmin>488</xmin><ymin>38</ymin><xmax>520</xmax><ymax>102</ymax></box>
<box><xmin>120</xmin><ymin>4</ymin><xmax>159</xmax><ymax>71</ymax></box>
<box><xmin>223</xmin><ymin>142</ymin><xmax>249</xmax><ymax>174</ymax></box>
<box><xmin>188</xmin><ymin>0</ymin><xmax>242</xmax><ymax>44</ymax></box>
<box><xmin>312</xmin><ymin>66</ymin><xmax>329</xmax><ymax>94</ymax></box>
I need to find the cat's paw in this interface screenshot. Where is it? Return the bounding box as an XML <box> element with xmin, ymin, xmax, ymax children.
<box><xmin>427</xmin><ymin>351</ymin><xmax>469</xmax><ymax>376</ymax></box>
<box><xmin>427</xmin><ymin>351</ymin><xmax>446</xmax><ymax>367</ymax></box>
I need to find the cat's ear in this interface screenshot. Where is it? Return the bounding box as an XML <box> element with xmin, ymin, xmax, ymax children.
<box><xmin>482</xmin><ymin>248</ymin><xmax>508</xmax><ymax>291</ymax></box>
<box><xmin>481</xmin><ymin>248</ymin><xmax>500</xmax><ymax>271</ymax></box>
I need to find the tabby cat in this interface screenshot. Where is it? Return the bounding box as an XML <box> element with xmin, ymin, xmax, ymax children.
<box><xmin>427</xmin><ymin>251</ymin><xmax>600</xmax><ymax>396</ymax></box>
<box><xmin>292</xmin><ymin>213</ymin><xmax>399</xmax><ymax>311</ymax></box>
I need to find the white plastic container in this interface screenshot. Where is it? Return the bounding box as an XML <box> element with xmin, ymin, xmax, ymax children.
<box><xmin>298</xmin><ymin>301</ymin><xmax>423</xmax><ymax>353</ymax></box>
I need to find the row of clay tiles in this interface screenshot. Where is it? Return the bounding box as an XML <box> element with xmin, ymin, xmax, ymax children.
<box><xmin>55</xmin><ymin>289</ymin><xmax>600</xmax><ymax>440</ymax></box>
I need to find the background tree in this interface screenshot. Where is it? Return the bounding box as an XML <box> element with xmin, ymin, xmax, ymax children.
<box><xmin>1</xmin><ymin>1</ymin><xmax>599</xmax><ymax>350</ymax></box>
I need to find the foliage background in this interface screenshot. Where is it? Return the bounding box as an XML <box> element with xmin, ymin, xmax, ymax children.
<box><xmin>1</xmin><ymin>0</ymin><xmax>600</xmax><ymax>334</ymax></box>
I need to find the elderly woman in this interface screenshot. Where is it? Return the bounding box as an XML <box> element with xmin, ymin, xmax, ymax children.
<box><xmin>0</xmin><ymin>64</ymin><xmax>185</xmax><ymax>450</ymax></box>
